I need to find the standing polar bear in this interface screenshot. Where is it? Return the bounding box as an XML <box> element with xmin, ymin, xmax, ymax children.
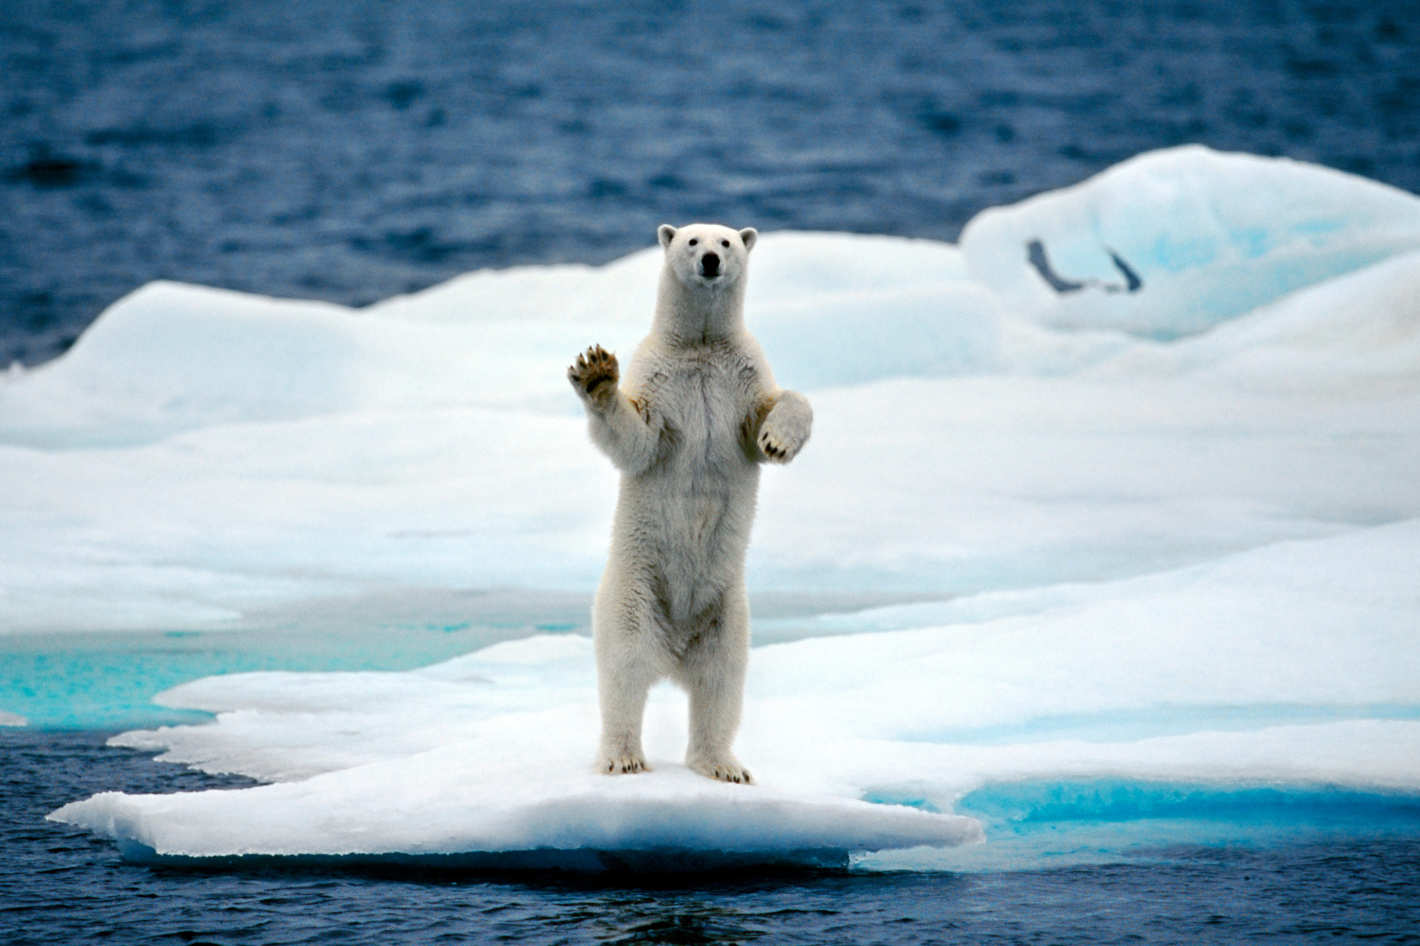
<box><xmin>567</xmin><ymin>223</ymin><xmax>812</xmax><ymax>784</ymax></box>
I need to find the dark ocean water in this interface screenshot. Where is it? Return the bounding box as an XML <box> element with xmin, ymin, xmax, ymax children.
<box><xmin>3</xmin><ymin>0</ymin><xmax>1419</xmax><ymax>365</ymax></box>
<box><xmin>7</xmin><ymin>730</ymin><xmax>1420</xmax><ymax>945</ymax></box>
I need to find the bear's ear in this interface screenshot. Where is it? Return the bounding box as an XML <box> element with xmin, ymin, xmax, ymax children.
<box><xmin>657</xmin><ymin>224</ymin><xmax>677</xmax><ymax>249</ymax></box>
<box><xmin>739</xmin><ymin>228</ymin><xmax>758</xmax><ymax>252</ymax></box>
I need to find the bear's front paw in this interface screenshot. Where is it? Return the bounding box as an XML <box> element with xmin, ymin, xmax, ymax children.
<box><xmin>598</xmin><ymin>749</ymin><xmax>649</xmax><ymax>775</ymax></box>
<box><xmin>758</xmin><ymin>417</ymin><xmax>807</xmax><ymax>464</ymax></box>
<box><xmin>688</xmin><ymin>753</ymin><xmax>753</xmax><ymax>785</ymax></box>
<box><xmin>568</xmin><ymin>344</ymin><xmax>619</xmax><ymax>407</ymax></box>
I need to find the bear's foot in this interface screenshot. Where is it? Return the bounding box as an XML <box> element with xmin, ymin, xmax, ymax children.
<box><xmin>598</xmin><ymin>750</ymin><xmax>649</xmax><ymax>775</ymax></box>
<box><xmin>568</xmin><ymin>344</ymin><xmax>619</xmax><ymax>406</ymax></box>
<box><xmin>688</xmin><ymin>753</ymin><xmax>753</xmax><ymax>785</ymax></box>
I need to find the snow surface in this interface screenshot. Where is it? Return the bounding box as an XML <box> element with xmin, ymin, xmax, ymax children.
<box><xmin>17</xmin><ymin>145</ymin><xmax>1420</xmax><ymax>869</ymax></box>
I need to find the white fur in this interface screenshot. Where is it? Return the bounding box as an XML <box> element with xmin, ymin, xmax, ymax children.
<box><xmin>568</xmin><ymin>223</ymin><xmax>812</xmax><ymax>783</ymax></box>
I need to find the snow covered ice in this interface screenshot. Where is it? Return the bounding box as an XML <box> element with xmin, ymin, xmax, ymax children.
<box><xmin>12</xmin><ymin>146</ymin><xmax>1420</xmax><ymax>869</ymax></box>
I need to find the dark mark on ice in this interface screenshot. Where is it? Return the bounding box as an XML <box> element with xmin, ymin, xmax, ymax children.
<box><xmin>1027</xmin><ymin>239</ymin><xmax>1143</xmax><ymax>295</ymax></box>
<box><xmin>1108</xmin><ymin>248</ymin><xmax>1144</xmax><ymax>292</ymax></box>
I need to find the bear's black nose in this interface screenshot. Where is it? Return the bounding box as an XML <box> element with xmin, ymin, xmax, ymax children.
<box><xmin>700</xmin><ymin>252</ymin><xmax>720</xmax><ymax>277</ymax></box>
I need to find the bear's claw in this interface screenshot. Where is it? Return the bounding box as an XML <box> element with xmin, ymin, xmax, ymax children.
<box><xmin>689</xmin><ymin>756</ymin><xmax>753</xmax><ymax>784</ymax></box>
<box><xmin>599</xmin><ymin>752</ymin><xmax>649</xmax><ymax>775</ymax></box>
<box><xmin>757</xmin><ymin>429</ymin><xmax>799</xmax><ymax>464</ymax></box>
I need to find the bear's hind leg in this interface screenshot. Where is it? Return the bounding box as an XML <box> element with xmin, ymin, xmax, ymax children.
<box><xmin>596</xmin><ymin>657</ymin><xmax>654</xmax><ymax>774</ymax></box>
<box><xmin>679</xmin><ymin>592</ymin><xmax>752</xmax><ymax>784</ymax></box>
<box><xmin>594</xmin><ymin>599</ymin><xmax>659</xmax><ymax>775</ymax></box>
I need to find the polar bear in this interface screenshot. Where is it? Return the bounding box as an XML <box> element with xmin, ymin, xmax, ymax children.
<box><xmin>567</xmin><ymin>222</ymin><xmax>812</xmax><ymax>784</ymax></box>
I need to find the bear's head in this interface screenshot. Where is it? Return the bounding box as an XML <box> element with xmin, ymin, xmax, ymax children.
<box><xmin>657</xmin><ymin>223</ymin><xmax>758</xmax><ymax>291</ymax></box>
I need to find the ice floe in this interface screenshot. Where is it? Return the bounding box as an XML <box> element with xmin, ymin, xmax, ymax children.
<box><xmin>17</xmin><ymin>145</ymin><xmax>1420</xmax><ymax>868</ymax></box>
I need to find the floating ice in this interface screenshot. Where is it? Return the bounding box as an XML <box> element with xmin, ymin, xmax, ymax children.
<box><xmin>962</xmin><ymin>144</ymin><xmax>1420</xmax><ymax>339</ymax></box>
<box><xmin>4</xmin><ymin>147</ymin><xmax>1420</xmax><ymax>633</ymax></box>
<box><xmin>15</xmin><ymin>145</ymin><xmax>1420</xmax><ymax>868</ymax></box>
<box><xmin>53</xmin><ymin>750</ymin><xmax>980</xmax><ymax>870</ymax></box>
<box><xmin>1094</xmin><ymin>247</ymin><xmax>1420</xmax><ymax>394</ymax></box>
<box><xmin>50</xmin><ymin>521</ymin><xmax>1420</xmax><ymax>868</ymax></box>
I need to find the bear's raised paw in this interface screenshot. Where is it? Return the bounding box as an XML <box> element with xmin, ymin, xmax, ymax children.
<box><xmin>758</xmin><ymin>425</ymin><xmax>806</xmax><ymax>464</ymax></box>
<box><xmin>757</xmin><ymin>395</ymin><xmax>811</xmax><ymax>464</ymax></box>
<box><xmin>568</xmin><ymin>345</ymin><xmax>619</xmax><ymax>405</ymax></box>
<box><xmin>758</xmin><ymin>430</ymin><xmax>798</xmax><ymax>463</ymax></box>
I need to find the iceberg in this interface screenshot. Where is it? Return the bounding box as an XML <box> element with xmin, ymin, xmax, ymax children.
<box><xmin>14</xmin><ymin>146</ymin><xmax>1420</xmax><ymax>868</ymax></box>
<box><xmin>4</xmin><ymin>147</ymin><xmax>1420</xmax><ymax>632</ymax></box>
<box><xmin>47</xmin><ymin>634</ymin><xmax>983</xmax><ymax>869</ymax></box>
<box><xmin>961</xmin><ymin>144</ymin><xmax>1420</xmax><ymax>339</ymax></box>
<box><xmin>53</xmin><ymin>747</ymin><xmax>981</xmax><ymax>871</ymax></box>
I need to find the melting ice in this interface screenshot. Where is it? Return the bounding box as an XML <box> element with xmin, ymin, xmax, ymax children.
<box><xmin>9</xmin><ymin>146</ymin><xmax>1420</xmax><ymax>869</ymax></box>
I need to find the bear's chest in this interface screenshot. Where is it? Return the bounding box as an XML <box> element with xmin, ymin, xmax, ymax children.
<box><xmin>643</xmin><ymin>350</ymin><xmax>757</xmax><ymax>471</ymax></box>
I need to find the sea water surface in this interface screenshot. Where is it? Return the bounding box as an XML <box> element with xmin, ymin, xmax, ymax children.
<box><xmin>6</xmin><ymin>0</ymin><xmax>1420</xmax><ymax>942</ymax></box>
<box><xmin>7</xmin><ymin>709</ymin><xmax>1420</xmax><ymax>944</ymax></box>
<box><xmin>4</xmin><ymin>0</ymin><xmax>1419</xmax><ymax>366</ymax></box>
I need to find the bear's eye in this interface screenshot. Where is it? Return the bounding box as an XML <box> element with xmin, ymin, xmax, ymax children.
<box><xmin>688</xmin><ymin>238</ymin><xmax>698</xmax><ymax>247</ymax></box>
<box><xmin>721</xmin><ymin>239</ymin><xmax>730</xmax><ymax>248</ymax></box>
